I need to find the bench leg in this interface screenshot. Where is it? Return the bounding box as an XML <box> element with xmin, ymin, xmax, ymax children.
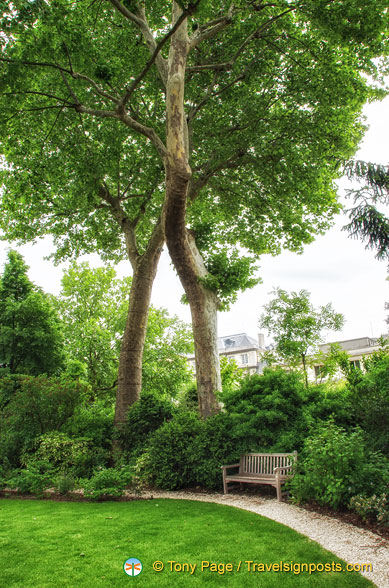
<box><xmin>276</xmin><ymin>479</ymin><xmax>282</xmax><ymax>502</ymax></box>
<box><xmin>223</xmin><ymin>477</ymin><xmax>228</xmax><ymax>494</ymax></box>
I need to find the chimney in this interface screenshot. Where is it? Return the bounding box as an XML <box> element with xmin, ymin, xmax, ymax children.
<box><xmin>257</xmin><ymin>333</ymin><xmax>265</xmax><ymax>349</ymax></box>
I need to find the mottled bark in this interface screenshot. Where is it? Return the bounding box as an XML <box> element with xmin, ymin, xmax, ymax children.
<box><xmin>163</xmin><ymin>3</ymin><xmax>220</xmax><ymax>418</ymax></box>
<box><xmin>114</xmin><ymin>242</ymin><xmax>162</xmax><ymax>426</ymax></box>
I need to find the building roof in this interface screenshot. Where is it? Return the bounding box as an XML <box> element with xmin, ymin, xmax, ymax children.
<box><xmin>218</xmin><ymin>333</ymin><xmax>259</xmax><ymax>352</ymax></box>
<box><xmin>319</xmin><ymin>337</ymin><xmax>382</xmax><ymax>353</ymax></box>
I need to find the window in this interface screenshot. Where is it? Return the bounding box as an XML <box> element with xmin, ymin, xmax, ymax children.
<box><xmin>241</xmin><ymin>353</ymin><xmax>248</xmax><ymax>365</ymax></box>
<box><xmin>314</xmin><ymin>365</ymin><xmax>325</xmax><ymax>378</ymax></box>
<box><xmin>350</xmin><ymin>359</ymin><xmax>361</xmax><ymax>370</ymax></box>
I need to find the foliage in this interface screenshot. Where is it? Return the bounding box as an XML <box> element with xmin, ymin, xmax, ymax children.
<box><xmin>55</xmin><ymin>472</ymin><xmax>76</xmax><ymax>496</ymax></box>
<box><xmin>81</xmin><ymin>467</ymin><xmax>133</xmax><ymax>500</ymax></box>
<box><xmin>6</xmin><ymin>461</ymin><xmax>55</xmax><ymax>497</ymax></box>
<box><xmin>0</xmin><ymin>250</ymin><xmax>64</xmax><ymax>375</ymax></box>
<box><xmin>343</xmin><ymin>160</ymin><xmax>389</xmax><ymax>260</ymax></box>
<box><xmin>198</xmin><ymin>249</ymin><xmax>260</xmax><ymax>310</ymax></box>
<box><xmin>0</xmin><ymin>0</ymin><xmax>387</xmax><ymax>404</ymax></box>
<box><xmin>0</xmin><ymin>374</ymin><xmax>85</xmax><ymax>468</ymax></box>
<box><xmin>139</xmin><ymin>411</ymin><xmax>245</xmax><ymax>491</ymax></box>
<box><xmin>349</xmin><ymin>493</ymin><xmax>389</xmax><ymax>528</ymax></box>
<box><xmin>303</xmin><ymin>382</ymin><xmax>355</xmax><ymax>431</ymax></box>
<box><xmin>326</xmin><ymin>339</ymin><xmax>389</xmax><ymax>453</ymax></box>
<box><xmin>23</xmin><ymin>431</ymin><xmax>109</xmax><ymax>478</ymax></box>
<box><xmin>56</xmin><ymin>261</ymin><xmax>193</xmax><ymax>398</ymax></box>
<box><xmin>289</xmin><ymin>421</ymin><xmax>388</xmax><ymax>509</ymax></box>
<box><xmin>220</xmin><ymin>355</ymin><xmax>244</xmax><ymax>395</ymax></box>
<box><xmin>259</xmin><ymin>288</ymin><xmax>344</xmax><ymax>386</ymax></box>
<box><xmin>137</xmin><ymin>412</ymin><xmax>203</xmax><ymax>490</ymax></box>
<box><xmin>56</xmin><ymin>261</ymin><xmax>131</xmax><ymax>395</ymax></box>
<box><xmin>349</xmin><ymin>350</ymin><xmax>389</xmax><ymax>454</ymax></box>
<box><xmin>63</xmin><ymin>400</ymin><xmax>114</xmax><ymax>451</ymax></box>
<box><xmin>142</xmin><ymin>307</ymin><xmax>194</xmax><ymax>397</ymax></box>
<box><xmin>117</xmin><ymin>392</ymin><xmax>174</xmax><ymax>456</ymax></box>
<box><xmin>221</xmin><ymin>369</ymin><xmax>306</xmax><ymax>452</ymax></box>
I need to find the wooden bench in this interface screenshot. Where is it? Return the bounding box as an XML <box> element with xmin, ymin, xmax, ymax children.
<box><xmin>221</xmin><ymin>452</ymin><xmax>297</xmax><ymax>501</ymax></box>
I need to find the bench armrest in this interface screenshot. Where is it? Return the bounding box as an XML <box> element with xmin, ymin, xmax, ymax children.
<box><xmin>221</xmin><ymin>463</ymin><xmax>240</xmax><ymax>472</ymax></box>
<box><xmin>274</xmin><ymin>465</ymin><xmax>294</xmax><ymax>474</ymax></box>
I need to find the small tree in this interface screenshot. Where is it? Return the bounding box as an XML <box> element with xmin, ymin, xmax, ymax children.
<box><xmin>259</xmin><ymin>288</ymin><xmax>344</xmax><ymax>387</ymax></box>
<box><xmin>0</xmin><ymin>251</ymin><xmax>64</xmax><ymax>375</ymax></box>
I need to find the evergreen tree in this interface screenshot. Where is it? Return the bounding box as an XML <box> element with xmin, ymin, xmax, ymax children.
<box><xmin>0</xmin><ymin>251</ymin><xmax>64</xmax><ymax>375</ymax></box>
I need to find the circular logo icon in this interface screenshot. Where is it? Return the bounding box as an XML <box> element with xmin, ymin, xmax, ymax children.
<box><xmin>123</xmin><ymin>557</ymin><xmax>143</xmax><ymax>577</ymax></box>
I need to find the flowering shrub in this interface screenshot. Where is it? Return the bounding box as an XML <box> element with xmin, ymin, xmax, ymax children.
<box><xmin>350</xmin><ymin>494</ymin><xmax>389</xmax><ymax>528</ymax></box>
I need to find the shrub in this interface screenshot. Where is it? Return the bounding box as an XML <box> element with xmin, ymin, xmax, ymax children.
<box><xmin>139</xmin><ymin>412</ymin><xmax>202</xmax><ymax>489</ymax></box>
<box><xmin>349</xmin><ymin>354</ymin><xmax>389</xmax><ymax>454</ymax></box>
<box><xmin>191</xmin><ymin>413</ymin><xmax>245</xmax><ymax>490</ymax></box>
<box><xmin>6</xmin><ymin>461</ymin><xmax>55</xmax><ymax>496</ymax></box>
<box><xmin>0</xmin><ymin>374</ymin><xmax>85</xmax><ymax>468</ymax></box>
<box><xmin>222</xmin><ymin>369</ymin><xmax>306</xmax><ymax>452</ymax></box>
<box><xmin>63</xmin><ymin>401</ymin><xmax>114</xmax><ymax>450</ymax></box>
<box><xmin>82</xmin><ymin>467</ymin><xmax>133</xmax><ymax>500</ymax></box>
<box><xmin>303</xmin><ymin>383</ymin><xmax>355</xmax><ymax>431</ymax></box>
<box><xmin>350</xmin><ymin>494</ymin><xmax>389</xmax><ymax>528</ymax></box>
<box><xmin>23</xmin><ymin>431</ymin><xmax>109</xmax><ymax>478</ymax></box>
<box><xmin>289</xmin><ymin>421</ymin><xmax>388</xmax><ymax>509</ymax></box>
<box><xmin>56</xmin><ymin>472</ymin><xmax>76</xmax><ymax>495</ymax></box>
<box><xmin>138</xmin><ymin>412</ymin><xmax>243</xmax><ymax>491</ymax></box>
<box><xmin>117</xmin><ymin>392</ymin><xmax>174</xmax><ymax>455</ymax></box>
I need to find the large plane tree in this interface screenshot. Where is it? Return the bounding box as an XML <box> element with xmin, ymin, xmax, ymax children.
<box><xmin>0</xmin><ymin>1</ymin><xmax>388</xmax><ymax>419</ymax></box>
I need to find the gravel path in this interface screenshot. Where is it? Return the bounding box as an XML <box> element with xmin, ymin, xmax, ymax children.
<box><xmin>142</xmin><ymin>490</ymin><xmax>388</xmax><ymax>588</ymax></box>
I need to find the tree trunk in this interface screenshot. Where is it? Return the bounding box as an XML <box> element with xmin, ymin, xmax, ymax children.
<box><xmin>301</xmin><ymin>353</ymin><xmax>309</xmax><ymax>389</ymax></box>
<box><xmin>163</xmin><ymin>3</ymin><xmax>221</xmax><ymax>418</ymax></box>
<box><xmin>114</xmin><ymin>234</ymin><xmax>163</xmax><ymax>427</ymax></box>
<box><xmin>166</xmin><ymin>221</ymin><xmax>221</xmax><ymax>418</ymax></box>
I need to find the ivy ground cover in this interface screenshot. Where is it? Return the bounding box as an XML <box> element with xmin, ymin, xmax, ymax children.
<box><xmin>0</xmin><ymin>498</ymin><xmax>374</xmax><ymax>588</ymax></box>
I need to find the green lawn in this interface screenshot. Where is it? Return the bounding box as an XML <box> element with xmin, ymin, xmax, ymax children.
<box><xmin>0</xmin><ymin>498</ymin><xmax>375</xmax><ymax>587</ymax></box>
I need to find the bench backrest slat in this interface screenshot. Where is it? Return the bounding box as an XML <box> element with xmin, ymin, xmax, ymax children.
<box><xmin>240</xmin><ymin>452</ymin><xmax>296</xmax><ymax>475</ymax></box>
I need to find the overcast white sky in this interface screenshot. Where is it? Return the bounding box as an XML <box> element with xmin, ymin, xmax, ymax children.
<box><xmin>1</xmin><ymin>98</ymin><xmax>388</xmax><ymax>346</ymax></box>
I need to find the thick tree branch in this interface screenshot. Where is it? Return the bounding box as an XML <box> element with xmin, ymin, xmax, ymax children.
<box><xmin>107</xmin><ymin>0</ymin><xmax>144</xmax><ymax>27</ymax></box>
<box><xmin>118</xmin><ymin>8</ymin><xmax>194</xmax><ymax>109</ymax></box>
<box><xmin>98</xmin><ymin>183</ymin><xmax>140</xmax><ymax>263</ymax></box>
<box><xmin>189</xmin><ymin>4</ymin><xmax>234</xmax><ymax>48</ymax></box>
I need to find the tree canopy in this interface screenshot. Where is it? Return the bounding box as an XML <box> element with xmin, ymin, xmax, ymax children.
<box><xmin>0</xmin><ymin>0</ymin><xmax>388</xmax><ymax>415</ymax></box>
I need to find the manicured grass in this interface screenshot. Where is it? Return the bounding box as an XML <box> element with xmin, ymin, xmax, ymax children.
<box><xmin>0</xmin><ymin>498</ymin><xmax>374</xmax><ymax>587</ymax></box>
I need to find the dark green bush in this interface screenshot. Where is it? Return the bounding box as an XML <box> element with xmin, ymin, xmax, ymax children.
<box><xmin>303</xmin><ymin>383</ymin><xmax>355</xmax><ymax>430</ymax></box>
<box><xmin>190</xmin><ymin>413</ymin><xmax>245</xmax><ymax>489</ymax></box>
<box><xmin>349</xmin><ymin>354</ymin><xmax>389</xmax><ymax>454</ymax></box>
<box><xmin>82</xmin><ymin>467</ymin><xmax>133</xmax><ymax>500</ymax></box>
<box><xmin>222</xmin><ymin>369</ymin><xmax>306</xmax><ymax>452</ymax></box>
<box><xmin>289</xmin><ymin>421</ymin><xmax>389</xmax><ymax>509</ymax></box>
<box><xmin>63</xmin><ymin>401</ymin><xmax>114</xmax><ymax>450</ymax></box>
<box><xmin>139</xmin><ymin>412</ymin><xmax>202</xmax><ymax>489</ymax></box>
<box><xmin>6</xmin><ymin>461</ymin><xmax>55</xmax><ymax>496</ymax></box>
<box><xmin>138</xmin><ymin>412</ymin><xmax>243</xmax><ymax>491</ymax></box>
<box><xmin>0</xmin><ymin>374</ymin><xmax>85</xmax><ymax>468</ymax></box>
<box><xmin>117</xmin><ymin>392</ymin><xmax>174</xmax><ymax>455</ymax></box>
